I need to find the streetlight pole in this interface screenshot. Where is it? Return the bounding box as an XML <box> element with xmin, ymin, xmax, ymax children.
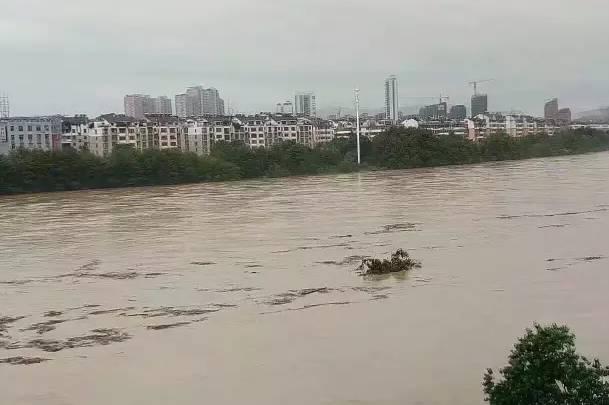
<box><xmin>355</xmin><ymin>88</ymin><xmax>361</xmax><ymax>165</ymax></box>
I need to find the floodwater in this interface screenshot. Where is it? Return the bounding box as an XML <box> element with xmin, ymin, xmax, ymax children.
<box><xmin>1</xmin><ymin>152</ymin><xmax>609</xmax><ymax>405</ymax></box>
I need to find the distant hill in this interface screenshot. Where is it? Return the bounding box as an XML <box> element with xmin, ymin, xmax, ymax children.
<box><xmin>575</xmin><ymin>107</ymin><xmax>609</xmax><ymax>122</ymax></box>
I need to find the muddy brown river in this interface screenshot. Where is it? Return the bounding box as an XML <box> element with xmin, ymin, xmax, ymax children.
<box><xmin>1</xmin><ymin>152</ymin><xmax>609</xmax><ymax>404</ymax></box>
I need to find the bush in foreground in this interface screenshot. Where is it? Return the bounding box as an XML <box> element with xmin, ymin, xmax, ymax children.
<box><xmin>484</xmin><ymin>324</ymin><xmax>609</xmax><ymax>404</ymax></box>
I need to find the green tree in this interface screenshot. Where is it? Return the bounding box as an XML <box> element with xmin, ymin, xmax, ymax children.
<box><xmin>483</xmin><ymin>324</ymin><xmax>609</xmax><ymax>405</ymax></box>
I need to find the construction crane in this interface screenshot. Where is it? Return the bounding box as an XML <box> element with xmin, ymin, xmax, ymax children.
<box><xmin>468</xmin><ymin>79</ymin><xmax>493</xmax><ymax>95</ymax></box>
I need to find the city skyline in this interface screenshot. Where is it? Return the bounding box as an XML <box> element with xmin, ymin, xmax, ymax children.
<box><xmin>2</xmin><ymin>0</ymin><xmax>609</xmax><ymax>117</ymax></box>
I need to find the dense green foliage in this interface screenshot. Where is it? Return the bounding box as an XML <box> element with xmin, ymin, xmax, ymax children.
<box><xmin>484</xmin><ymin>324</ymin><xmax>609</xmax><ymax>404</ymax></box>
<box><xmin>1</xmin><ymin>128</ymin><xmax>608</xmax><ymax>195</ymax></box>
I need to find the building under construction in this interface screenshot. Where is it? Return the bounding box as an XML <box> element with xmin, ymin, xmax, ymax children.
<box><xmin>471</xmin><ymin>94</ymin><xmax>488</xmax><ymax>118</ymax></box>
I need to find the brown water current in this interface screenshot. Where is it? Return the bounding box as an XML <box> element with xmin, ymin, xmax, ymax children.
<box><xmin>1</xmin><ymin>152</ymin><xmax>609</xmax><ymax>404</ymax></box>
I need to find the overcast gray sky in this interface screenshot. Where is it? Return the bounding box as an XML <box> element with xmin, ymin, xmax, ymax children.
<box><xmin>1</xmin><ymin>0</ymin><xmax>608</xmax><ymax>117</ymax></box>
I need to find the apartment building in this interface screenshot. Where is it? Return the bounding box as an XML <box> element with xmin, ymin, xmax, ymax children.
<box><xmin>61</xmin><ymin>115</ymin><xmax>90</xmax><ymax>151</ymax></box>
<box><xmin>465</xmin><ymin>113</ymin><xmax>558</xmax><ymax>140</ymax></box>
<box><xmin>181</xmin><ymin>119</ymin><xmax>212</xmax><ymax>155</ymax></box>
<box><xmin>86</xmin><ymin>114</ymin><xmax>182</xmax><ymax>157</ymax></box>
<box><xmin>0</xmin><ymin>117</ymin><xmax>62</xmax><ymax>155</ymax></box>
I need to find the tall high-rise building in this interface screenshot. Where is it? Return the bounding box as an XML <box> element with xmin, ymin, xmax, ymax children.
<box><xmin>449</xmin><ymin>105</ymin><xmax>467</xmax><ymax>120</ymax></box>
<box><xmin>154</xmin><ymin>96</ymin><xmax>173</xmax><ymax>115</ymax></box>
<box><xmin>125</xmin><ymin>94</ymin><xmax>172</xmax><ymax>118</ymax></box>
<box><xmin>471</xmin><ymin>94</ymin><xmax>488</xmax><ymax>117</ymax></box>
<box><xmin>557</xmin><ymin>108</ymin><xmax>572</xmax><ymax>123</ymax></box>
<box><xmin>124</xmin><ymin>94</ymin><xmax>149</xmax><ymax>119</ymax></box>
<box><xmin>385</xmin><ymin>75</ymin><xmax>399</xmax><ymax>123</ymax></box>
<box><xmin>544</xmin><ymin>98</ymin><xmax>559</xmax><ymax>120</ymax></box>
<box><xmin>186</xmin><ymin>87</ymin><xmax>204</xmax><ymax>116</ymax></box>
<box><xmin>178</xmin><ymin>86</ymin><xmax>225</xmax><ymax>117</ymax></box>
<box><xmin>295</xmin><ymin>92</ymin><xmax>316</xmax><ymax>117</ymax></box>
<box><xmin>175</xmin><ymin>94</ymin><xmax>188</xmax><ymax>118</ymax></box>
<box><xmin>0</xmin><ymin>94</ymin><xmax>9</xmax><ymax>118</ymax></box>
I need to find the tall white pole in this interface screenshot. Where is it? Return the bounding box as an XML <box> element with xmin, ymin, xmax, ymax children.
<box><xmin>355</xmin><ymin>88</ymin><xmax>361</xmax><ymax>165</ymax></box>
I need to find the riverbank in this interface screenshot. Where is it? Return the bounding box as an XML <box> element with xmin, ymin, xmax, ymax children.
<box><xmin>1</xmin><ymin>128</ymin><xmax>608</xmax><ymax>195</ymax></box>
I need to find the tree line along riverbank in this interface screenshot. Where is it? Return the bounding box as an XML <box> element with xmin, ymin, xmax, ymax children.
<box><xmin>1</xmin><ymin>128</ymin><xmax>608</xmax><ymax>195</ymax></box>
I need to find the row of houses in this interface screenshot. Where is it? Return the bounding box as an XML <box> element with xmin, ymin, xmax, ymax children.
<box><xmin>56</xmin><ymin>113</ymin><xmax>321</xmax><ymax>157</ymax></box>
<box><xmin>1</xmin><ymin>113</ymin><xmax>607</xmax><ymax>157</ymax></box>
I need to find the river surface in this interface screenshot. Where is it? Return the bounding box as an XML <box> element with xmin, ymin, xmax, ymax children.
<box><xmin>1</xmin><ymin>152</ymin><xmax>609</xmax><ymax>404</ymax></box>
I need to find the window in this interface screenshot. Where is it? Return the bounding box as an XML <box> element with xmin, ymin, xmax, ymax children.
<box><xmin>170</xmin><ymin>142</ymin><xmax>177</xmax><ymax>147</ymax></box>
<box><xmin>169</xmin><ymin>128</ymin><xmax>176</xmax><ymax>134</ymax></box>
<box><xmin>27</xmin><ymin>126</ymin><xmax>32</xmax><ymax>131</ymax></box>
<box><xmin>18</xmin><ymin>126</ymin><xmax>23</xmax><ymax>131</ymax></box>
<box><xmin>28</xmin><ymin>134</ymin><xmax>33</xmax><ymax>141</ymax></box>
<box><xmin>160</xmin><ymin>128</ymin><xmax>167</xmax><ymax>133</ymax></box>
<box><xmin>161</xmin><ymin>142</ymin><xmax>168</xmax><ymax>146</ymax></box>
<box><xmin>36</xmin><ymin>126</ymin><xmax>41</xmax><ymax>131</ymax></box>
<box><xmin>44</xmin><ymin>125</ymin><xmax>49</xmax><ymax>130</ymax></box>
<box><xmin>10</xmin><ymin>126</ymin><xmax>14</xmax><ymax>131</ymax></box>
<box><xmin>37</xmin><ymin>134</ymin><xmax>42</xmax><ymax>143</ymax></box>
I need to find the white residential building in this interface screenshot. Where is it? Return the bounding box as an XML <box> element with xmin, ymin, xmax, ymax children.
<box><xmin>0</xmin><ymin>117</ymin><xmax>62</xmax><ymax>155</ymax></box>
<box><xmin>181</xmin><ymin>120</ymin><xmax>212</xmax><ymax>155</ymax></box>
<box><xmin>465</xmin><ymin>114</ymin><xmax>559</xmax><ymax>140</ymax></box>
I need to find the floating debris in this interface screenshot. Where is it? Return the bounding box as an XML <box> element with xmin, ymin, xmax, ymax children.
<box><xmin>124</xmin><ymin>306</ymin><xmax>220</xmax><ymax>319</ymax></box>
<box><xmin>147</xmin><ymin>322</ymin><xmax>191</xmax><ymax>331</ymax></box>
<box><xmin>0</xmin><ymin>357</ymin><xmax>50</xmax><ymax>366</ymax></box>
<box><xmin>191</xmin><ymin>261</ymin><xmax>216</xmax><ymax>266</ymax></box>
<box><xmin>318</xmin><ymin>255</ymin><xmax>370</xmax><ymax>266</ymax></box>
<box><xmin>89</xmin><ymin>307</ymin><xmax>136</xmax><ymax>316</ymax></box>
<box><xmin>577</xmin><ymin>256</ymin><xmax>605</xmax><ymax>262</ymax></box>
<box><xmin>266</xmin><ymin>288</ymin><xmax>335</xmax><ymax>306</ymax></box>
<box><xmin>215</xmin><ymin>287</ymin><xmax>262</xmax><ymax>293</ymax></box>
<box><xmin>357</xmin><ymin>249</ymin><xmax>421</xmax><ymax>276</ymax></box>
<box><xmin>539</xmin><ymin>224</ymin><xmax>568</xmax><ymax>229</ymax></box>
<box><xmin>44</xmin><ymin>311</ymin><xmax>63</xmax><ymax>318</ymax></box>
<box><xmin>0</xmin><ymin>279</ymin><xmax>35</xmax><ymax>286</ymax></box>
<box><xmin>20</xmin><ymin>319</ymin><xmax>68</xmax><ymax>335</ymax></box>
<box><xmin>24</xmin><ymin>328</ymin><xmax>130</xmax><ymax>353</ymax></box>
<box><xmin>263</xmin><ymin>301</ymin><xmax>352</xmax><ymax>314</ymax></box>
<box><xmin>0</xmin><ymin>316</ymin><xmax>26</xmax><ymax>335</ymax></box>
<box><xmin>352</xmin><ymin>286</ymin><xmax>391</xmax><ymax>294</ymax></box>
<box><xmin>498</xmin><ymin>208</ymin><xmax>608</xmax><ymax>220</ymax></box>
<box><xmin>365</xmin><ymin>223</ymin><xmax>419</xmax><ymax>235</ymax></box>
<box><xmin>272</xmin><ymin>243</ymin><xmax>350</xmax><ymax>254</ymax></box>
